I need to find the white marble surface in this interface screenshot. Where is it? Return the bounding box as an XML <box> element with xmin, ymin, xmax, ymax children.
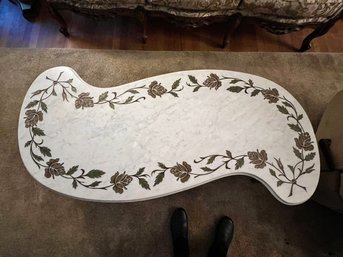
<box><xmin>18</xmin><ymin>67</ymin><xmax>320</xmax><ymax>205</ymax></box>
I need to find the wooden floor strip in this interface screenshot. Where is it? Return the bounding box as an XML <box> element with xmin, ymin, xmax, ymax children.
<box><xmin>1</xmin><ymin>1</ymin><xmax>343</xmax><ymax>52</ymax></box>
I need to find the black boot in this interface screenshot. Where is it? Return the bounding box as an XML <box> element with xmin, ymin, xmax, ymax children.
<box><xmin>207</xmin><ymin>217</ymin><xmax>234</xmax><ymax>257</ymax></box>
<box><xmin>171</xmin><ymin>208</ymin><xmax>189</xmax><ymax>257</ymax></box>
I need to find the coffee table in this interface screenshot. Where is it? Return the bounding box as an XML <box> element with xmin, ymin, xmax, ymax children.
<box><xmin>18</xmin><ymin>67</ymin><xmax>320</xmax><ymax>205</ymax></box>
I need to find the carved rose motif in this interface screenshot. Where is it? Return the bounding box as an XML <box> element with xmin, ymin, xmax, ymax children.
<box><xmin>203</xmin><ymin>73</ymin><xmax>222</xmax><ymax>90</ymax></box>
<box><xmin>110</xmin><ymin>171</ymin><xmax>133</xmax><ymax>194</ymax></box>
<box><xmin>261</xmin><ymin>88</ymin><xmax>279</xmax><ymax>103</ymax></box>
<box><xmin>75</xmin><ymin>92</ymin><xmax>94</xmax><ymax>109</ymax></box>
<box><xmin>170</xmin><ymin>162</ymin><xmax>192</xmax><ymax>183</ymax></box>
<box><xmin>45</xmin><ymin>158</ymin><xmax>65</xmax><ymax>178</ymax></box>
<box><xmin>247</xmin><ymin>150</ymin><xmax>268</xmax><ymax>169</ymax></box>
<box><xmin>24</xmin><ymin>109</ymin><xmax>43</xmax><ymax>128</ymax></box>
<box><xmin>148</xmin><ymin>81</ymin><xmax>167</xmax><ymax>98</ymax></box>
<box><xmin>295</xmin><ymin>133</ymin><xmax>314</xmax><ymax>151</ymax></box>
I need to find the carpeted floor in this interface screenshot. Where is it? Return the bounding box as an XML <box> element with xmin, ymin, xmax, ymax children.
<box><xmin>1</xmin><ymin>48</ymin><xmax>343</xmax><ymax>257</ymax></box>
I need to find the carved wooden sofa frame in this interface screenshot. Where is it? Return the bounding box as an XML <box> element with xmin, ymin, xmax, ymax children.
<box><xmin>47</xmin><ymin>1</ymin><xmax>343</xmax><ymax>52</ymax></box>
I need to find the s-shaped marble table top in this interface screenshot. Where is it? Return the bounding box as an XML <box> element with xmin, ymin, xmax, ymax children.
<box><xmin>18</xmin><ymin>67</ymin><xmax>320</xmax><ymax>205</ymax></box>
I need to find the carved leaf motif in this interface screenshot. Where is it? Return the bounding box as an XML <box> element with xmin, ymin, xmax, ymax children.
<box><xmin>25</xmin><ymin>100</ymin><xmax>39</xmax><ymax>109</ymax></box>
<box><xmin>32</xmin><ymin>127</ymin><xmax>45</xmax><ymax>136</ymax></box>
<box><xmin>193</xmin><ymin>87</ymin><xmax>200</xmax><ymax>92</ymax></box>
<box><xmin>32</xmin><ymin>153</ymin><xmax>44</xmax><ymax>162</ymax></box>
<box><xmin>201</xmin><ymin>167</ymin><xmax>213</xmax><ymax>172</ymax></box>
<box><xmin>125</xmin><ymin>96</ymin><xmax>134</xmax><ymax>103</ymax></box>
<box><xmin>172</xmin><ymin>79</ymin><xmax>181</xmax><ymax>89</ymax></box>
<box><xmin>293</xmin><ymin>147</ymin><xmax>302</xmax><ymax>160</ymax></box>
<box><xmin>229</xmin><ymin>79</ymin><xmax>242</xmax><ymax>84</ymax></box>
<box><xmin>89</xmin><ymin>181</ymin><xmax>101</xmax><ymax>187</ymax></box>
<box><xmin>226</xmin><ymin>150</ymin><xmax>232</xmax><ymax>158</ymax></box>
<box><xmin>67</xmin><ymin>165</ymin><xmax>79</xmax><ymax>176</ymax></box>
<box><xmin>41</xmin><ymin>102</ymin><xmax>48</xmax><ymax>113</ymax></box>
<box><xmin>305</xmin><ymin>152</ymin><xmax>315</xmax><ymax>161</ymax></box>
<box><xmin>207</xmin><ymin>156</ymin><xmax>216</xmax><ymax>164</ymax></box>
<box><xmin>98</xmin><ymin>92</ymin><xmax>108</xmax><ymax>102</ymax></box>
<box><xmin>62</xmin><ymin>91</ymin><xmax>68</xmax><ymax>102</ymax></box>
<box><xmin>24</xmin><ymin>141</ymin><xmax>31</xmax><ymax>147</ymax></box>
<box><xmin>251</xmin><ymin>90</ymin><xmax>260</xmax><ymax>97</ymax></box>
<box><xmin>277</xmin><ymin>105</ymin><xmax>289</xmax><ymax>115</ymax></box>
<box><xmin>71</xmin><ymin>85</ymin><xmax>77</xmax><ymax>93</ymax></box>
<box><xmin>169</xmin><ymin>92</ymin><xmax>178</xmax><ymax>97</ymax></box>
<box><xmin>235</xmin><ymin>158</ymin><xmax>244</xmax><ymax>170</ymax></box>
<box><xmin>39</xmin><ymin>146</ymin><xmax>51</xmax><ymax>157</ymax></box>
<box><xmin>275</xmin><ymin>158</ymin><xmax>284</xmax><ymax>171</ymax></box>
<box><xmin>288</xmin><ymin>124</ymin><xmax>302</xmax><ymax>133</ymax></box>
<box><xmin>288</xmin><ymin>165</ymin><xmax>295</xmax><ymax>174</ymax></box>
<box><xmin>139</xmin><ymin>178</ymin><xmax>150</xmax><ymax>190</ymax></box>
<box><xmin>128</xmin><ymin>89</ymin><xmax>139</xmax><ymax>94</ymax></box>
<box><xmin>31</xmin><ymin>90</ymin><xmax>43</xmax><ymax>97</ymax></box>
<box><xmin>282</xmin><ymin>101</ymin><xmax>292</xmax><ymax>108</ymax></box>
<box><xmin>277</xmin><ymin>181</ymin><xmax>284</xmax><ymax>187</ymax></box>
<box><xmin>269</xmin><ymin>169</ymin><xmax>277</xmax><ymax>178</ymax></box>
<box><xmin>85</xmin><ymin>169</ymin><xmax>105</xmax><ymax>178</ymax></box>
<box><xmin>188</xmin><ymin>75</ymin><xmax>198</xmax><ymax>84</ymax></box>
<box><xmin>227</xmin><ymin>86</ymin><xmax>243</xmax><ymax>93</ymax></box>
<box><xmin>303</xmin><ymin>164</ymin><xmax>315</xmax><ymax>174</ymax></box>
<box><xmin>72</xmin><ymin>180</ymin><xmax>78</xmax><ymax>189</ymax></box>
<box><xmin>154</xmin><ymin>172</ymin><xmax>165</xmax><ymax>186</ymax></box>
<box><xmin>135</xmin><ymin>167</ymin><xmax>145</xmax><ymax>176</ymax></box>
<box><xmin>158</xmin><ymin>162</ymin><xmax>167</xmax><ymax>169</ymax></box>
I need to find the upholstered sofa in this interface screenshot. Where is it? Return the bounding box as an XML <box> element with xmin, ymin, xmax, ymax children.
<box><xmin>47</xmin><ymin>0</ymin><xmax>343</xmax><ymax>51</ymax></box>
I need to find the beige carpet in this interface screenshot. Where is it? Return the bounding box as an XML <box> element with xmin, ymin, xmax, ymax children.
<box><xmin>1</xmin><ymin>48</ymin><xmax>343</xmax><ymax>257</ymax></box>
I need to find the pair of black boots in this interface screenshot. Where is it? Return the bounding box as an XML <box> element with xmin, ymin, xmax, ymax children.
<box><xmin>171</xmin><ymin>208</ymin><xmax>234</xmax><ymax>257</ymax></box>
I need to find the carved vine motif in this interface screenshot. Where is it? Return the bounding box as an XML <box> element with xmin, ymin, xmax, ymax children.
<box><xmin>23</xmin><ymin>71</ymin><xmax>316</xmax><ymax>197</ymax></box>
<box><xmin>184</xmin><ymin>74</ymin><xmax>316</xmax><ymax>196</ymax></box>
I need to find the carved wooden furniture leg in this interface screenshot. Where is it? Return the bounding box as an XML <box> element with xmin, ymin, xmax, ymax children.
<box><xmin>222</xmin><ymin>14</ymin><xmax>242</xmax><ymax>48</ymax></box>
<box><xmin>9</xmin><ymin>0</ymin><xmax>40</xmax><ymax>20</ymax></box>
<box><xmin>48</xmin><ymin>4</ymin><xmax>69</xmax><ymax>37</ymax></box>
<box><xmin>136</xmin><ymin>7</ymin><xmax>148</xmax><ymax>43</ymax></box>
<box><xmin>299</xmin><ymin>11</ymin><xmax>343</xmax><ymax>52</ymax></box>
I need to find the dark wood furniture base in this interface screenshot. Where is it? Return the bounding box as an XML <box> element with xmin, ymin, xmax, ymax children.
<box><xmin>48</xmin><ymin>3</ymin><xmax>242</xmax><ymax>47</ymax></box>
<box><xmin>299</xmin><ymin>11</ymin><xmax>343</xmax><ymax>52</ymax></box>
<box><xmin>47</xmin><ymin>3</ymin><xmax>343</xmax><ymax>52</ymax></box>
<box><xmin>48</xmin><ymin>5</ymin><xmax>149</xmax><ymax>41</ymax></box>
<box><xmin>9</xmin><ymin>0</ymin><xmax>40</xmax><ymax>20</ymax></box>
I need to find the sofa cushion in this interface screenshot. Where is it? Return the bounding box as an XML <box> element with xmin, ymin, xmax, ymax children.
<box><xmin>147</xmin><ymin>0</ymin><xmax>241</xmax><ymax>10</ymax></box>
<box><xmin>47</xmin><ymin>0</ymin><xmax>144</xmax><ymax>9</ymax></box>
<box><xmin>241</xmin><ymin>0</ymin><xmax>343</xmax><ymax>19</ymax></box>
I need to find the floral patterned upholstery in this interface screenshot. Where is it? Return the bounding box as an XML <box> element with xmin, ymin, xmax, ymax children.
<box><xmin>143</xmin><ymin>0</ymin><xmax>240</xmax><ymax>18</ymax></box>
<box><xmin>47</xmin><ymin>0</ymin><xmax>343</xmax><ymax>23</ymax></box>
<box><xmin>143</xmin><ymin>6</ymin><xmax>237</xmax><ymax>18</ymax></box>
<box><xmin>241</xmin><ymin>0</ymin><xmax>343</xmax><ymax>24</ymax></box>
<box><xmin>47</xmin><ymin>0</ymin><xmax>145</xmax><ymax>9</ymax></box>
<box><xmin>146</xmin><ymin>0</ymin><xmax>241</xmax><ymax>10</ymax></box>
